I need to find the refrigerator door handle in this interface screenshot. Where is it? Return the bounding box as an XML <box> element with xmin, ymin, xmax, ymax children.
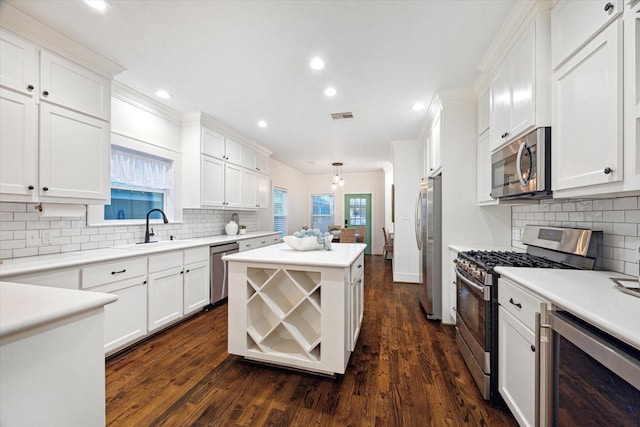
<box><xmin>415</xmin><ymin>190</ymin><xmax>422</xmax><ymax>249</ymax></box>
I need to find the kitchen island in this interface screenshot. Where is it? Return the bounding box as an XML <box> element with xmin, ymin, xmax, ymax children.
<box><xmin>224</xmin><ymin>242</ymin><xmax>366</xmax><ymax>376</ymax></box>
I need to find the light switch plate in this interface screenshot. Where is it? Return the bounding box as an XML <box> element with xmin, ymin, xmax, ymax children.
<box><xmin>26</xmin><ymin>230</ymin><xmax>39</xmax><ymax>246</ymax></box>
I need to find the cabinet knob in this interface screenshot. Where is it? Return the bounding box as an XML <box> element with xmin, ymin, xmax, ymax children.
<box><xmin>42</xmin><ymin>90</ymin><xmax>49</xmax><ymax>97</ymax></box>
<box><xmin>27</xmin><ymin>84</ymin><xmax>34</xmax><ymax>91</ymax></box>
<box><xmin>604</xmin><ymin>167</ymin><xmax>613</xmax><ymax>175</ymax></box>
<box><xmin>28</xmin><ymin>185</ymin><xmax>34</xmax><ymax>190</ymax></box>
<box><xmin>530</xmin><ymin>344</ymin><xmax>536</xmax><ymax>352</ymax></box>
<box><xmin>604</xmin><ymin>2</ymin><xmax>614</xmax><ymax>12</ymax></box>
<box><xmin>42</xmin><ymin>186</ymin><xmax>49</xmax><ymax>191</ymax></box>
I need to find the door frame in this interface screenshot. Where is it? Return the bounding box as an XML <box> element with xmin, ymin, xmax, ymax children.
<box><xmin>344</xmin><ymin>193</ymin><xmax>372</xmax><ymax>254</ymax></box>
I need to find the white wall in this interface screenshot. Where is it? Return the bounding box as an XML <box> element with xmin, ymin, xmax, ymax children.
<box><xmin>391</xmin><ymin>140</ymin><xmax>422</xmax><ymax>282</ymax></box>
<box><xmin>256</xmin><ymin>159</ymin><xmax>308</xmax><ymax>234</ymax></box>
<box><xmin>305</xmin><ymin>172</ymin><xmax>385</xmax><ymax>255</ymax></box>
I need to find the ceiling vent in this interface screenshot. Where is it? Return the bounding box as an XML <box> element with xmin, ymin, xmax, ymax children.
<box><xmin>331</xmin><ymin>112</ymin><xmax>354</xmax><ymax>120</ymax></box>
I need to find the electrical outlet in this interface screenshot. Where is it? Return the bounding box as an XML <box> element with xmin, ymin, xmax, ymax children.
<box><xmin>42</xmin><ymin>230</ymin><xmax>53</xmax><ymax>245</ymax></box>
<box><xmin>26</xmin><ymin>230</ymin><xmax>39</xmax><ymax>246</ymax></box>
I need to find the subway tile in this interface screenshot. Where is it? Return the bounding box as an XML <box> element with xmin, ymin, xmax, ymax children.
<box><xmin>624</xmin><ymin>262</ymin><xmax>639</xmax><ymax>276</ymax></box>
<box><xmin>569</xmin><ymin>212</ymin><xmax>584</xmax><ymax>222</ymax></box>
<box><xmin>604</xmin><ymin>234</ymin><xmax>626</xmax><ymax>247</ymax></box>
<box><xmin>556</xmin><ymin>212</ymin><xmax>569</xmax><ymax>221</ymax></box>
<box><xmin>49</xmin><ymin>220</ymin><xmax>71</xmax><ymax>229</ymax></box>
<box><xmin>576</xmin><ymin>200</ymin><xmax>593</xmax><ymax>211</ymax></box>
<box><xmin>612</xmin><ymin>247</ymin><xmax>636</xmax><ymax>263</ymax></box>
<box><xmin>601</xmin><ymin>245</ymin><xmax>613</xmax><ymax>259</ymax></box>
<box><xmin>80</xmin><ymin>242</ymin><xmax>99</xmax><ymax>251</ymax></box>
<box><xmin>0</xmin><ymin>222</ymin><xmax>25</xmax><ymax>231</ymax></box>
<box><xmin>0</xmin><ymin>202</ymin><xmax>26</xmax><ymax>212</ymax></box>
<box><xmin>90</xmin><ymin>234</ymin><xmax>106</xmax><ymax>242</ymax></box>
<box><xmin>13</xmin><ymin>230</ymin><xmax>26</xmax><ymax>240</ymax></box>
<box><xmin>0</xmin><ymin>249</ymin><xmax>12</xmax><ymax>259</ymax></box>
<box><xmin>61</xmin><ymin>228</ymin><xmax>81</xmax><ymax>237</ymax></box>
<box><xmin>39</xmin><ymin>245</ymin><xmax>60</xmax><ymax>255</ymax></box>
<box><xmin>584</xmin><ymin>211</ymin><xmax>603</xmax><ymax>222</ymax></box>
<box><xmin>550</xmin><ymin>203</ymin><xmax>562</xmax><ymax>212</ymax></box>
<box><xmin>562</xmin><ymin>202</ymin><xmax>576</xmax><ymax>212</ymax></box>
<box><xmin>71</xmin><ymin>235</ymin><xmax>90</xmax><ymax>244</ymax></box>
<box><xmin>576</xmin><ymin>222</ymin><xmax>593</xmax><ymax>229</ymax></box>
<box><xmin>602</xmin><ymin>258</ymin><xmax>624</xmax><ymax>273</ymax></box>
<box><xmin>2</xmin><ymin>240</ymin><xmax>25</xmax><ymax>249</ymax></box>
<box><xmin>0</xmin><ymin>212</ymin><xmax>13</xmax><ymax>221</ymax></box>
<box><xmin>603</xmin><ymin>210</ymin><xmax>625</xmax><ymax>222</ymax></box>
<box><xmin>12</xmin><ymin>247</ymin><xmax>39</xmax><ymax>258</ymax></box>
<box><xmin>14</xmin><ymin>212</ymin><xmax>40</xmax><ymax>221</ymax></box>
<box><xmin>544</xmin><ymin>213</ymin><xmax>556</xmax><ymax>221</ymax></box>
<box><xmin>613</xmin><ymin>222</ymin><xmax>637</xmax><ymax>236</ymax></box>
<box><xmin>625</xmin><ymin>236</ymin><xmax>640</xmax><ymax>250</ymax></box>
<box><xmin>624</xmin><ymin>210</ymin><xmax>640</xmax><ymax>223</ymax></box>
<box><xmin>52</xmin><ymin>236</ymin><xmax>71</xmax><ymax>245</ymax></box>
<box><xmin>60</xmin><ymin>243</ymin><xmax>81</xmax><ymax>253</ymax></box>
<box><xmin>26</xmin><ymin>221</ymin><xmax>51</xmax><ymax>230</ymax></box>
<box><xmin>613</xmin><ymin>196</ymin><xmax>638</xmax><ymax>210</ymax></box>
<box><xmin>81</xmin><ymin>228</ymin><xmax>99</xmax><ymax>235</ymax></box>
<box><xmin>592</xmin><ymin>199</ymin><xmax>613</xmax><ymax>210</ymax></box>
<box><xmin>0</xmin><ymin>231</ymin><xmax>13</xmax><ymax>240</ymax></box>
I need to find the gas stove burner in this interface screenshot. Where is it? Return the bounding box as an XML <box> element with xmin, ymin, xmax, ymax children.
<box><xmin>460</xmin><ymin>250</ymin><xmax>574</xmax><ymax>271</ymax></box>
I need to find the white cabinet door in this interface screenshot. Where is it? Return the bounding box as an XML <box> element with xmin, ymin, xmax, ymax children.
<box><xmin>39</xmin><ymin>102</ymin><xmax>110</xmax><ymax>202</ymax></box>
<box><xmin>40</xmin><ymin>50</ymin><xmax>110</xmax><ymax>121</ymax></box>
<box><xmin>0</xmin><ymin>88</ymin><xmax>37</xmax><ymax>200</ymax></box>
<box><xmin>101</xmin><ymin>277</ymin><xmax>148</xmax><ymax>355</ymax></box>
<box><xmin>499</xmin><ymin>307</ymin><xmax>536</xmax><ymax>427</ymax></box>
<box><xmin>241</xmin><ymin>168</ymin><xmax>257</xmax><ymax>209</ymax></box>
<box><xmin>477</xmin><ymin>90</ymin><xmax>490</xmax><ymax>136</ymax></box>
<box><xmin>509</xmin><ymin>23</ymin><xmax>536</xmax><ymax>141</ymax></box>
<box><xmin>183</xmin><ymin>260</ymin><xmax>210</xmax><ymax>315</ymax></box>
<box><xmin>240</xmin><ymin>144</ymin><xmax>256</xmax><ymax>170</ymax></box>
<box><xmin>0</xmin><ymin>29</ymin><xmax>38</xmax><ymax>98</ymax></box>
<box><xmin>490</xmin><ymin>59</ymin><xmax>512</xmax><ymax>151</ymax></box>
<box><xmin>256</xmin><ymin>173</ymin><xmax>270</xmax><ymax>210</ymax></box>
<box><xmin>477</xmin><ymin>132</ymin><xmax>497</xmax><ymax>205</ymax></box>
<box><xmin>552</xmin><ymin>19</ymin><xmax>623</xmax><ymax>191</ymax></box>
<box><xmin>224</xmin><ymin>163</ymin><xmax>243</xmax><ymax>208</ymax></box>
<box><xmin>147</xmin><ymin>266</ymin><xmax>184</xmax><ymax>332</ymax></box>
<box><xmin>428</xmin><ymin>112</ymin><xmax>442</xmax><ymax>176</ymax></box>
<box><xmin>224</xmin><ymin>138</ymin><xmax>243</xmax><ymax>166</ymax></box>
<box><xmin>201</xmin><ymin>155</ymin><xmax>225</xmax><ymax>207</ymax></box>
<box><xmin>551</xmin><ymin>0</ymin><xmax>622</xmax><ymax>68</ymax></box>
<box><xmin>201</xmin><ymin>127</ymin><xmax>225</xmax><ymax>159</ymax></box>
<box><xmin>255</xmin><ymin>153</ymin><xmax>270</xmax><ymax>175</ymax></box>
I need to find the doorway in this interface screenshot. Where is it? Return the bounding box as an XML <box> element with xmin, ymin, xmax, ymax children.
<box><xmin>344</xmin><ymin>194</ymin><xmax>371</xmax><ymax>254</ymax></box>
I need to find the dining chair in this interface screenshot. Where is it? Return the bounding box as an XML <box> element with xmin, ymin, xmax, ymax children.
<box><xmin>382</xmin><ymin>226</ymin><xmax>393</xmax><ymax>262</ymax></box>
<box><xmin>339</xmin><ymin>228</ymin><xmax>356</xmax><ymax>243</ymax></box>
<box><xmin>356</xmin><ymin>226</ymin><xmax>367</xmax><ymax>243</ymax></box>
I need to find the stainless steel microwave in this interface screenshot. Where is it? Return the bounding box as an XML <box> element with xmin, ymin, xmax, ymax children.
<box><xmin>490</xmin><ymin>127</ymin><xmax>552</xmax><ymax>200</ymax></box>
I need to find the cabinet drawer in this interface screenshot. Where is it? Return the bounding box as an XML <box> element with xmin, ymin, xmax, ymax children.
<box><xmin>184</xmin><ymin>246</ymin><xmax>208</xmax><ymax>264</ymax></box>
<box><xmin>551</xmin><ymin>0</ymin><xmax>622</xmax><ymax>68</ymax></box>
<box><xmin>498</xmin><ymin>278</ymin><xmax>543</xmax><ymax>330</ymax></box>
<box><xmin>82</xmin><ymin>257</ymin><xmax>146</xmax><ymax>289</ymax></box>
<box><xmin>350</xmin><ymin>253</ymin><xmax>364</xmax><ymax>283</ymax></box>
<box><xmin>148</xmin><ymin>250</ymin><xmax>183</xmax><ymax>273</ymax></box>
<box><xmin>239</xmin><ymin>237</ymin><xmax>261</xmax><ymax>251</ymax></box>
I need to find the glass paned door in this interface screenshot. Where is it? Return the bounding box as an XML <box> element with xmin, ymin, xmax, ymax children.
<box><xmin>344</xmin><ymin>194</ymin><xmax>371</xmax><ymax>254</ymax></box>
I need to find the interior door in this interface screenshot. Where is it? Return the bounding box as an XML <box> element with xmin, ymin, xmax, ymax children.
<box><xmin>344</xmin><ymin>194</ymin><xmax>371</xmax><ymax>254</ymax></box>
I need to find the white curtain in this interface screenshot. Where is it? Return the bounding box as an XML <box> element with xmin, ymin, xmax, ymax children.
<box><xmin>111</xmin><ymin>146</ymin><xmax>172</xmax><ymax>190</ymax></box>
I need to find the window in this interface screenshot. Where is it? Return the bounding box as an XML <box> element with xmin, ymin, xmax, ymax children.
<box><xmin>311</xmin><ymin>194</ymin><xmax>334</xmax><ymax>231</ymax></box>
<box><xmin>273</xmin><ymin>187</ymin><xmax>288</xmax><ymax>238</ymax></box>
<box><xmin>87</xmin><ymin>134</ymin><xmax>181</xmax><ymax>226</ymax></box>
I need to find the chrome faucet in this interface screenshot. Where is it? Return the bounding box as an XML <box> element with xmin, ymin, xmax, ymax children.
<box><xmin>144</xmin><ymin>208</ymin><xmax>169</xmax><ymax>243</ymax></box>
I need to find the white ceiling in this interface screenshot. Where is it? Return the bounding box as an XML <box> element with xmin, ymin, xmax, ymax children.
<box><xmin>5</xmin><ymin>0</ymin><xmax>514</xmax><ymax>175</ymax></box>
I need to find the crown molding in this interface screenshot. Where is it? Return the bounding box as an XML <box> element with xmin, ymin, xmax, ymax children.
<box><xmin>0</xmin><ymin>2</ymin><xmax>125</xmax><ymax>78</ymax></box>
<box><xmin>112</xmin><ymin>82</ymin><xmax>182</xmax><ymax>125</ymax></box>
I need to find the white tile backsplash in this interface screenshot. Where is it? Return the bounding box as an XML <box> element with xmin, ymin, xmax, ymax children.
<box><xmin>512</xmin><ymin>197</ymin><xmax>640</xmax><ymax>276</ymax></box>
<box><xmin>0</xmin><ymin>202</ymin><xmax>257</xmax><ymax>260</ymax></box>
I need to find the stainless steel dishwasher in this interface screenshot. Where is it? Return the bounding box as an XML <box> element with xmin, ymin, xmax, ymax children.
<box><xmin>209</xmin><ymin>242</ymin><xmax>239</xmax><ymax>305</ymax></box>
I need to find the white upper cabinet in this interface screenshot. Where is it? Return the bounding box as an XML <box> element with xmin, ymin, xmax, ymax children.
<box><xmin>40</xmin><ymin>51</ymin><xmax>110</xmax><ymax>121</ymax></box>
<box><xmin>551</xmin><ymin>0</ymin><xmax>622</xmax><ymax>68</ymax></box>
<box><xmin>0</xmin><ymin>29</ymin><xmax>114</xmax><ymax>204</ymax></box>
<box><xmin>0</xmin><ymin>29</ymin><xmax>38</xmax><ymax>98</ymax></box>
<box><xmin>39</xmin><ymin>103</ymin><xmax>110</xmax><ymax>200</ymax></box>
<box><xmin>477</xmin><ymin>90</ymin><xmax>490</xmax><ymax>136</ymax></box>
<box><xmin>477</xmin><ymin>132</ymin><xmax>496</xmax><ymax>206</ymax></box>
<box><xmin>202</xmin><ymin>128</ymin><xmax>225</xmax><ymax>159</ymax></box>
<box><xmin>255</xmin><ymin>152</ymin><xmax>270</xmax><ymax>175</ymax></box>
<box><xmin>489</xmin><ymin>14</ymin><xmax>551</xmax><ymax>152</ymax></box>
<box><xmin>551</xmin><ymin>0</ymin><xmax>625</xmax><ymax>195</ymax></box>
<box><xmin>223</xmin><ymin>137</ymin><xmax>243</xmax><ymax>166</ymax></box>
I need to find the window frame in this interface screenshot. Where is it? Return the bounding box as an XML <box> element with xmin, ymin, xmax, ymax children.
<box><xmin>273</xmin><ymin>186</ymin><xmax>288</xmax><ymax>239</ymax></box>
<box><xmin>87</xmin><ymin>133</ymin><xmax>182</xmax><ymax>226</ymax></box>
<box><xmin>310</xmin><ymin>193</ymin><xmax>335</xmax><ymax>231</ymax></box>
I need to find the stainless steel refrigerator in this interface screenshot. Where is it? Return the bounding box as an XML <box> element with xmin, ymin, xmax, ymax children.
<box><xmin>415</xmin><ymin>175</ymin><xmax>442</xmax><ymax>320</ymax></box>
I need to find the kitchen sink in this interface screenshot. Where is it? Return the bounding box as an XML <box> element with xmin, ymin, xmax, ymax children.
<box><xmin>115</xmin><ymin>239</ymin><xmax>202</xmax><ymax>250</ymax></box>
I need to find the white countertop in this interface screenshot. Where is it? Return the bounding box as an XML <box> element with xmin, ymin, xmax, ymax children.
<box><xmin>223</xmin><ymin>242</ymin><xmax>366</xmax><ymax>268</ymax></box>
<box><xmin>0</xmin><ymin>231</ymin><xmax>279</xmax><ymax>278</ymax></box>
<box><xmin>495</xmin><ymin>267</ymin><xmax>640</xmax><ymax>350</ymax></box>
<box><xmin>0</xmin><ymin>281</ymin><xmax>117</xmax><ymax>339</ymax></box>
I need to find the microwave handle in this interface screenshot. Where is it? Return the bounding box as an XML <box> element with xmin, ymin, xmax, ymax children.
<box><xmin>516</xmin><ymin>141</ymin><xmax>528</xmax><ymax>187</ymax></box>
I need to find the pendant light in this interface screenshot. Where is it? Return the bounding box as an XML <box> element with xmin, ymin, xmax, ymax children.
<box><xmin>331</xmin><ymin>162</ymin><xmax>345</xmax><ymax>191</ymax></box>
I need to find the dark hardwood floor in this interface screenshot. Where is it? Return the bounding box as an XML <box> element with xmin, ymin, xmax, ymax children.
<box><xmin>106</xmin><ymin>255</ymin><xmax>517</xmax><ymax>426</ymax></box>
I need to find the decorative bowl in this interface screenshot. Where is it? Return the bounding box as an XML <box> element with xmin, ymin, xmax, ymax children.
<box><xmin>283</xmin><ymin>235</ymin><xmax>333</xmax><ymax>251</ymax></box>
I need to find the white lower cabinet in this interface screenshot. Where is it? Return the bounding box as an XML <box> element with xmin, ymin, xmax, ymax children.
<box><xmin>349</xmin><ymin>253</ymin><xmax>364</xmax><ymax>351</ymax></box>
<box><xmin>183</xmin><ymin>247</ymin><xmax>210</xmax><ymax>315</ymax></box>
<box><xmin>148</xmin><ymin>265</ymin><xmax>184</xmax><ymax>332</ymax></box>
<box><xmin>498</xmin><ymin>277</ymin><xmax>546</xmax><ymax>427</ymax></box>
<box><xmin>98</xmin><ymin>277</ymin><xmax>148</xmax><ymax>356</ymax></box>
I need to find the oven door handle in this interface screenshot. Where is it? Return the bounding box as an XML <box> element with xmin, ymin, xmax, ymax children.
<box><xmin>455</xmin><ymin>267</ymin><xmax>490</xmax><ymax>301</ymax></box>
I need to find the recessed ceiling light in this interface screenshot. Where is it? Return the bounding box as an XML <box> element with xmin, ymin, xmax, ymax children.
<box><xmin>310</xmin><ymin>57</ymin><xmax>325</xmax><ymax>70</ymax></box>
<box><xmin>155</xmin><ymin>90</ymin><xmax>171</xmax><ymax>99</ymax></box>
<box><xmin>85</xmin><ymin>0</ymin><xmax>108</xmax><ymax>11</ymax></box>
<box><xmin>324</xmin><ymin>87</ymin><xmax>337</xmax><ymax>97</ymax></box>
<box><xmin>412</xmin><ymin>102</ymin><xmax>425</xmax><ymax>111</ymax></box>
<box><xmin>257</xmin><ymin>120</ymin><xmax>268</xmax><ymax>128</ymax></box>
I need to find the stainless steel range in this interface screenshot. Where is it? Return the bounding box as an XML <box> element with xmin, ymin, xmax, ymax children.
<box><xmin>454</xmin><ymin>225</ymin><xmax>602</xmax><ymax>403</ymax></box>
